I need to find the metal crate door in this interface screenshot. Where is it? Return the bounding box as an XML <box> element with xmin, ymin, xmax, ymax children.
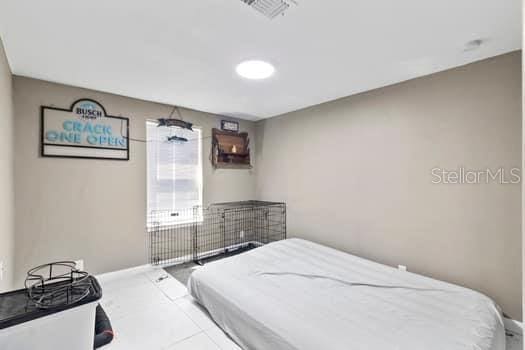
<box><xmin>223</xmin><ymin>206</ymin><xmax>255</xmax><ymax>250</ymax></box>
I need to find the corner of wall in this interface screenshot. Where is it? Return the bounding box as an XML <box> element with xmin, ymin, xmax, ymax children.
<box><xmin>522</xmin><ymin>4</ymin><xmax>525</xmax><ymax>323</ymax></box>
<box><xmin>0</xmin><ymin>34</ymin><xmax>15</xmax><ymax>292</ymax></box>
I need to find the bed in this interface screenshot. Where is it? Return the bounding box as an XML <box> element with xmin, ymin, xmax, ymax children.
<box><xmin>188</xmin><ymin>238</ymin><xmax>505</xmax><ymax>350</ymax></box>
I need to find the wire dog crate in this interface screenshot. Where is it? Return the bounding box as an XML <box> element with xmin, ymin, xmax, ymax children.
<box><xmin>148</xmin><ymin>201</ymin><xmax>286</xmax><ymax>265</ymax></box>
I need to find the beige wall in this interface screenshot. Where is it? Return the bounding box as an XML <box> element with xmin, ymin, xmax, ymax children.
<box><xmin>9</xmin><ymin>50</ymin><xmax>522</xmax><ymax>319</ymax></box>
<box><xmin>0</xmin><ymin>37</ymin><xmax>14</xmax><ymax>292</ymax></box>
<box><xmin>255</xmin><ymin>52</ymin><xmax>522</xmax><ymax>320</ymax></box>
<box><xmin>12</xmin><ymin>77</ymin><xmax>256</xmax><ymax>287</ymax></box>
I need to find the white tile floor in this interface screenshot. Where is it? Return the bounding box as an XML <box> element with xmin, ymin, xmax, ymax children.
<box><xmin>97</xmin><ymin>265</ymin><xmax>522</xmax><ymax>350</ymax></box>
<box><xmin>97</xmin><ymin>266</ymin><xmax>241</xmax><ymax>350</ymax></box>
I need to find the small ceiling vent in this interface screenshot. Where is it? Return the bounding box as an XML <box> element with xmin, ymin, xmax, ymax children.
<box><xmin>241</xmin><ymin>0</ymin><xmax>296</xmax><ymax>19</ymax></box>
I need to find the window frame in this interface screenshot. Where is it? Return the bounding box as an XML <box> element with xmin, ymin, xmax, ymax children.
<box><xmin>146</xmin><ymin>121</ymin><xmax>203</xmax><ymax>228</ymax></box>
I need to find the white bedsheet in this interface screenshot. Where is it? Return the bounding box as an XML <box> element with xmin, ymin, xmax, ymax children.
<box><xmin>188</xmin><ymin>238</ymin><xmax>505</xmax><ymax>350</ymax></box>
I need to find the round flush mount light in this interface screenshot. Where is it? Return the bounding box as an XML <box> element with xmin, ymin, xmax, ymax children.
<box><xmin>236</xmin><ymin>60</ymin><xmax>275</xmax><ymax>80</ymax></box>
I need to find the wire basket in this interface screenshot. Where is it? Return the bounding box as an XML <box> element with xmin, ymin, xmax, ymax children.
<box><xmin>24</xmin><ymin>261</ymin><xmax>91</xmax><ymax>309</ymax></box>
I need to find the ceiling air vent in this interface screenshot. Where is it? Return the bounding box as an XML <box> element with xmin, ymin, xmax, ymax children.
<box><xmin>241</xmin><ymin>0</ymin><xmax>296</xmax><ymax>19</ymax></box>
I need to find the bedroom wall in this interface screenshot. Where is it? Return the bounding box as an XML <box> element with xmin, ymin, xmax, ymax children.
<box><xmin>522</xmin><ymin>10</ymin><xmax>525</xmax><ymax>323</ymax></box>
<box><xmin>255</xmin><ymin>51</ymin><xmax>522</xmax><ymax>320</ymax></box>
<box><xmin>0</xmin><ymin>36</ymin><xmax>14</xmax><ymax>292</ymax></box>
<box><xmin>12</xmin><ymin>76</ymin><xmax>256</xmax><ymax>287</ymax></box>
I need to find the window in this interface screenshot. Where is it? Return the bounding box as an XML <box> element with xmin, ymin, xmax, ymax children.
<box><xmin>147</xmin><ymin>121</ymin><xmax>202</xmax><ymax>226</ymax></box>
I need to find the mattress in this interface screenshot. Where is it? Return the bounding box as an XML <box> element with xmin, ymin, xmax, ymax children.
<box><xmin>188</xmin><ymin>238</ymin><xmax>505</xmax><ymax>350</ymax></box>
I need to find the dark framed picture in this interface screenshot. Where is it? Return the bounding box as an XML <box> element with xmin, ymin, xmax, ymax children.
<box><xmin>221</xmin><ymin>120</ymin><xmax>239</xmax><ymax>132</ymax></box>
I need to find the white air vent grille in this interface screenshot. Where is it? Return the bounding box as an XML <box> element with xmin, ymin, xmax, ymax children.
<box><xmin>241</xmin><ymin>0</ymin><xmax>295</xmax><ymax>19</ymax></box>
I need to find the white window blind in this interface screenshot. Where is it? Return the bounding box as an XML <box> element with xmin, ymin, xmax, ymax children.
<box><xmin>146</xmin><ymin>121</ymin><xmax>202</xmax><ymax>225</ymax></box>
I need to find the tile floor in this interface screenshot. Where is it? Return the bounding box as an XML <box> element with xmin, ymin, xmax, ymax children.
<box><xmin>97</xmin><ymin>265</ymin><xmax>523</xmax><ymax>350</ymax></box>
<box><xmin>97</xmin><ymin>265</ymin><xmax>240</xmax><ymax>350</ymax></box>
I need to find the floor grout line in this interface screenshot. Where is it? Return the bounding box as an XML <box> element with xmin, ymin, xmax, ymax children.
<box><xmin>140</xmin><ymin>270</ymin><xmax>212</xmax><ymax>349</ymax></box>
<box><xmin>204</xmin><ymin>331</ymin><xmax>225</xmax><ymax>350</ymax></box>
<box><xmin>164</xmin><ymin>330</ymin><xmax>208</xmax><ymax>349</ymax></box>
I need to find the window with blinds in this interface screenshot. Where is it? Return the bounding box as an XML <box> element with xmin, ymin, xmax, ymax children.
<box><xmin>146</xmin><ymin>121</ymin><xmax>203</xmax><ymax>226</ymax></box>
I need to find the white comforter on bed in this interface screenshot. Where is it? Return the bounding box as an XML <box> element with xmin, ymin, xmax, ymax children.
<box><xmin>188</xmin><ymin>238</ymin><xmax>505</xmax><ymax>350</ymax></box>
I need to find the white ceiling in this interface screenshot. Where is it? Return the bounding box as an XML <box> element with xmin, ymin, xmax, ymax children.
<box><xmin>0</xmin><ymin>0</ymin><xmax>521</xmax><ymax>120</ymax></box>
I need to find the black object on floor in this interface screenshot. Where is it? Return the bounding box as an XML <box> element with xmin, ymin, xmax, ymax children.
<box><xmin>195</xmin><ymin>243</ymin><xmax>257</xmax><ymax>265</ymax></box>
<box><xmin>164</xmin><ymin>243</ymin><xmax>257</xmax><ymax>285</ymax></box>
<box><xmin>94</xmin><ymin>304</ymin><xmax>113</xmax><ymax>349</ymax></box>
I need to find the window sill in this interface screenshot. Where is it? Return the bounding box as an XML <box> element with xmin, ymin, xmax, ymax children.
<box><xmin>147</xmin><ymin>218</ymin><xmax>204</xmax><ymax>231</ymax></box>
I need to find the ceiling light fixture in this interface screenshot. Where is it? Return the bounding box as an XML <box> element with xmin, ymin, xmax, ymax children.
<box><xmin>236</xmin><ymin>60</ymin><xmax>275</xmax><ymax>80</ymax></box>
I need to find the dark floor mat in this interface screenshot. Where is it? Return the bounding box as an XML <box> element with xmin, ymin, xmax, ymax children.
<box><xmin>164</xmin><ymin>244</ymin><xmax>257</xmax><ymax>285</ymax></box>
<box><xmin>164</xmin><ymin>262</ymin><xmax>199</xmax><ymax>286</ymax></box>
